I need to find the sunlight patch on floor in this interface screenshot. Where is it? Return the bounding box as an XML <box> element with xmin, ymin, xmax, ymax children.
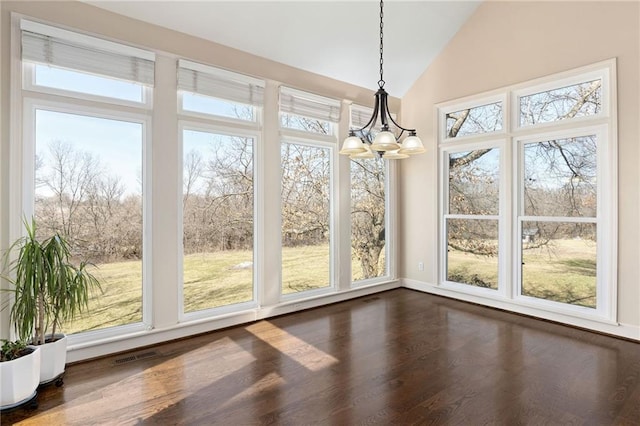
<box><xmin>245</xmin><ymin>321</ymin><xmax>339</xmax><ymax>372</ymax></box>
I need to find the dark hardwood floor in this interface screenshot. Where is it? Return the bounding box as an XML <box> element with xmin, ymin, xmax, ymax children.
<box><xmin>2</xmin><ymin>289</ymin><xmax>639</xmax><ymax>425</ymax></box>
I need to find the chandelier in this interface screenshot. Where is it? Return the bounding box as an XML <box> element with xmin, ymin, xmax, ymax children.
<box><xmin>339</xmin><ymin>0</ymin><xmax>425</xmax><ymax>160</ymax></box>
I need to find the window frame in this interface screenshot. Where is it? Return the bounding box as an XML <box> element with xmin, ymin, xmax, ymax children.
<box><xmin>177</xmin><ymin>120</ymin><xmax>261</xmax><ymax>322</ymax></box>
<box><xmin>176</xmin><ymin>64</ymin><xmax>264</xmax><ymax>321</ymax></box>
<box><xmin>348</xmin><ymin>104</ymin><xmax>393</xmax><ymax>287</ymax></box>
<box><xmin>439</xmin><ymin>139</ymin><xmax>508</xmax><ymax>299</ymax></box>
<box><xmin>437</xmin><ymin>59</ymin><xmax>617</xmax><ymax>324</ymax></box>
<box><xmin>21</xmin><ymin>96</ymin><xmax>153</xmax><ymax>345</ymax></box>
<box><xmin>12</xmin><ymin>15</ymin><xmax>156</xmax><ymax>344</ymax></box>
<box><xmin>512</xmin><ymin>66</ymin><xmax>610</xmax><ymax>132</ymax></box>
<box><xmin>23</xmin><ymin>62</ymin><xmax>154</xmax><ymax>108</ymax></box>
<box><xmin>279</xmin><ymin>134</ymin><xmax>338</xmax><ymax>301</ymax></box>
<box><xmin>514</xmin><ymin>124</ymin><xmax>613</xmax><ymax>318</ymax></box>
<box><xmin>439</xmin><ymin>93</ymin><xmax>507</xmax><ymax>143</ymax></box>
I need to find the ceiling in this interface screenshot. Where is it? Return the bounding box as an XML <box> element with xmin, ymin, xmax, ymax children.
<box><xmin>88</xmin><ymin>1</ymin><xmax>481</xmax><ymax>97</ymax></box>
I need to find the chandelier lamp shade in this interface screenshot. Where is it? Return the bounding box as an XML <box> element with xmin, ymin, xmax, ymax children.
<box><xmin>339</xmin><ymin>0</ymin><xmax>425</xmax><ymax>160</ymax></box>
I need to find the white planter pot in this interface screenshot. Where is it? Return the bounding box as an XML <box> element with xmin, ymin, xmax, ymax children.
<box><xmin>38</xmin><ymin>333</ymin><xmax>67</xmax><ymax>384</ymax></box>
<box><xmin>0</xmin><ymin>346</ymin><xmax>40</xmax><ymax>409</ymax></box>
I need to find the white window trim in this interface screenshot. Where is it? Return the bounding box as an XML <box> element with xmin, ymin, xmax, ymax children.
<box><xmin>350</xmin><ymin>159</ymin><xmax>394</xmax><ymax>287</ymax></box>
<box><xmin>177</xmin><ymin>120</ymin><xmax>262</xmax><ymax>322</ymax></box>
<box><xmin>440</xmin><ymin>92</ymin><xmax>507</xmax><ymax>143</ymax></box>
<box><xmin>436</xmin><ymin>59</ymin><xmax>617</xmax><ymax>325</ymax></box>
<box><xmin>21</xmin><ymin>97</ymin><xmax>154</xmax><ymax>345</ymax></box>
<box><xmin>514</xmin><ymin>124</ymin><xmax>613</xmax><ymax>320</ymax></box>
<box><xmin>279</xmin><ymin>134</ymin><xmax>338</xmax><ymax>301</ymax></box>
<box><xmin>439</xmin><ymin>139</ymin><xmax>507</xmax><ymax>299</ymax></box>
<box><xmin>511</xmin><ymin>61</ymin><xmax>611</xmax><ymax>132</ymax></box>
<box><xmin>23</xmin><ymin>63</ymin><xmax>154</xmax><ymax>108</ymax></box>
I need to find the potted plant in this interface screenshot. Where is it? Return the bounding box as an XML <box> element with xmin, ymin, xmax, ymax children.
<box><xmin>0</xmin><ymin>340</ymin><xmax>40</xmax><ymax>410</ymax></box>
<box><xmin>3</xmin><ymin>218</ymin><xmax>101</xmax><ymax>385</ymax></box>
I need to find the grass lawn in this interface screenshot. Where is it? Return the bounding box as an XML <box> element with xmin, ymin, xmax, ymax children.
<box><xmin>66</xmin><ymin>239</ymin><xmax>594</xmax><ymax>335</ymax></box>
<box><xmin>66</xmin><ymin>245</ymin><xmax>337</xmax><ymax>334</ymax></box>
<box><xmin>448</xmin><ymin>238</ymin><xmax>596</xmax><ymax>308</ymax></box>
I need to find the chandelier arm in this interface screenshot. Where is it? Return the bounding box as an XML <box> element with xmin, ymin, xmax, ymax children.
<box><xmin>352</xmin><ymin>94</ymin><xmax>381</xmax><ymax>137</ymax></box>
<box><xmin>383</xmin><ymin>93</ymin><xmax>416</xmax><ymax>135</ymax></box>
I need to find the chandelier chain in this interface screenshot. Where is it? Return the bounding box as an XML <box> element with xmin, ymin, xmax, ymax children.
<box><xmin>378</xmin><ymin>0</ymin><xmax>385</xmax><ymax>88</ymax></box>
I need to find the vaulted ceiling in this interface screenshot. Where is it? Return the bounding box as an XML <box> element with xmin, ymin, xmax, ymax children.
<box><xmin>88</xmin><ymin>1</ymin><xmax>481</xmax><ymax>97</ymax></box>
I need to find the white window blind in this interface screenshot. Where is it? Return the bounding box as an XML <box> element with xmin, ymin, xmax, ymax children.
<box><xmin>351</xmin><ymin>105</ymin><xmax>374</xmax><ymax>129</ymax></box>
<box><xmin>350</xmin><ymin>104</ymin><xmax>395</xmax><ymax>129</ymax></box>
<box><xmin>21</xmin><ymin>20</ymin><xmax>155</xmax><ymax>86</ymax></box>
<box><xmin>280</xmin><ymin>87</ymin><xmax>341</xmax><ymax>123</ymax></box>
<box><xmin>178</xmin><ymin>60</ymin><xmax>264</xmax><ymax>106</ymax></box>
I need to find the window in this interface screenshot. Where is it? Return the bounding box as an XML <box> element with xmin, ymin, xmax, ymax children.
<box><xmin>519</xmin><ymin>80</ymin><xmax>602</xmax><ymax>126</ymax></box>
<box><xmin>518</xmin><ymin>131</ymin><xmax>599</xmax><ymax>308</ymax></box>
<box><xmin>279</xmin><ymin>87</ymin><xmax>340</xmax><ymax>135</ymax></box>
<box><xmin>444</xmin><ymin>147</ymin><xmax>501</xmax><ymax>290</ymax></box>
<box><xmin>281</xmin><ymin>141</ymin><xmax>332</xmax><ymax>294</ymax></box>
<box><xmin>19</xmin><ymin>20</ymin><xmax>154</xmax><ymax>336</ymax></box>
<box><xmin>178</xmin><ymin>62</ymin><xmax>263</xmax><ymax>316</ymax></box>
<box><xmin>32</xmin><ymin>65</ymin><xmax>145</xmax><ymax>102</ymax></box>
<box><xmin>182</xmin><ymin>129</ymin><xmax>255</xmax><ymax>313</ymax></box>
<box><xmin>22</xmin><ymin>20</ymin><xmax>153</xmax><ymax>105</ymax></box>
<box><xmin>444</xmin><ymin>100</ymin><xmax>503</xmax><ymax>138</ymax></box>
<box><xmin>349</xmin><ymin>105</ymin><xmax>389</xmax><ymax>283</ymax></box>
<box><xmin>178</xmin><ymin>60</ymin><xmax>263</xmax><ymax>123</ymax></box>
<box><xmin>33</xmin><ymin>109</ymin><xmax>145</xmax><ymax>333</ymax></box>
<box><xmin>438</xmin><ymin>61</ymin><xmax>615</xmax><ymax>320</ymax></box>
<box><xmin>279</xmin><ymin>87</ymin><xmax>339</xmax><ymax>296</ymax></box>
<box><xmin>11</xmin><ymin>16</ymin><xmax>398</xmax><ymax>358</ymax></box>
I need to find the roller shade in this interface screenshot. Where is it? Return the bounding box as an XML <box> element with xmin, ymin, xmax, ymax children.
<box><xmin>280</xmin><ymin>87</ymin><xmax>341</xmax><ymax>123</ymax></box>
<box><xmin>21</xmin><ymin>21</ymin><xmax>155</xmax><ymax>86</ymax></box>
<box><xmin>178</xmin><ymin>60</ymin><xmax>264</xmax><ymax>106</ymax></box>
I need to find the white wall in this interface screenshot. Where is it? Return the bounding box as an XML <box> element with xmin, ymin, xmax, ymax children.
<box><xmin>400</xmin><ymin>1</ymin><xmax>640</xmax><ymax>339</ymax></box>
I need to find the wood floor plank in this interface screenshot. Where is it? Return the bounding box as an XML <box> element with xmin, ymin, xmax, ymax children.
<box><xmin>2</xmin><ymin>289</ymin><xmax>639</xmax><ymax>425</ymax></box>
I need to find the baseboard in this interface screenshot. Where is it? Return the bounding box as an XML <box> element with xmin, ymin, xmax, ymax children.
<box><xmin>401</xmin><ymin>278</ymin><xmax>640</xmax><ymax>342</ymax></box>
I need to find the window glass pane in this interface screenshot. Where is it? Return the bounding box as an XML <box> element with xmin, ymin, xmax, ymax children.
<box><xmin>521</xmin><ymin>221</ymin><xmax>596</xmax><ymax>308</ymax></box>
<box><xmin>182</xmin><ymin>130</ymin><xmax>254</xmax><ymax>312</ymax></box>
<box><xmin>446</xmin><ymin>219</ymin><xmax>498</xmax><ymax>289</ymax></box>
<box><xmin>523</xmin><ymin>135</ymin><xmax>597</xmax><ymax>217</ymax></box>
<box><xmin>182</xmin><ymin>92</ymin><xmax>255</xmax><ymax>121</ymax></box>
<box><xmin>34</xmin><ymin>65</ymin><xmax>143</xmax><ymax>102</ymax></box>
<box><xmin>520</xmin><ymin>80</ymin><xmax>601</xmax><ymax>126</ymax></box>
<box><xmin>351</xmin><ymin>158</ymin><xmax>386</xmax><ymax>281</ymax></box>
<box><xmin>34</xmin><ymin>109</ymin><xmax>143</xmax><ymax>333</ymax></box>
<box><xmin>449</xmin><ymin>148</ymin><xmax>499</xmax><ymax>215</ymax></box>
<box><xmin>281</xmin><ymin>113</ymin><xmax>332</xmax><ymax>135</ymax></box>
<box><xmin>445</xmin><ymin>102</ymin><xmax>502</xmax><ymax>138</ymax></box>
<box><xmin>281</xmin><ymin>142</ymin><xmax>331</xmax><ymax>294</ymax></box>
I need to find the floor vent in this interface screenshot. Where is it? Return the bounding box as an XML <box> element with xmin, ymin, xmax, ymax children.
<box><xmin>362</xmin><ymin>296</ymin><xmax>381</xmax><ymax>303</ymax></box>
<box><xmin>113</xmin><ymin>351</ymin><xmax>159</xmax><ymax>366</ymax></box>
